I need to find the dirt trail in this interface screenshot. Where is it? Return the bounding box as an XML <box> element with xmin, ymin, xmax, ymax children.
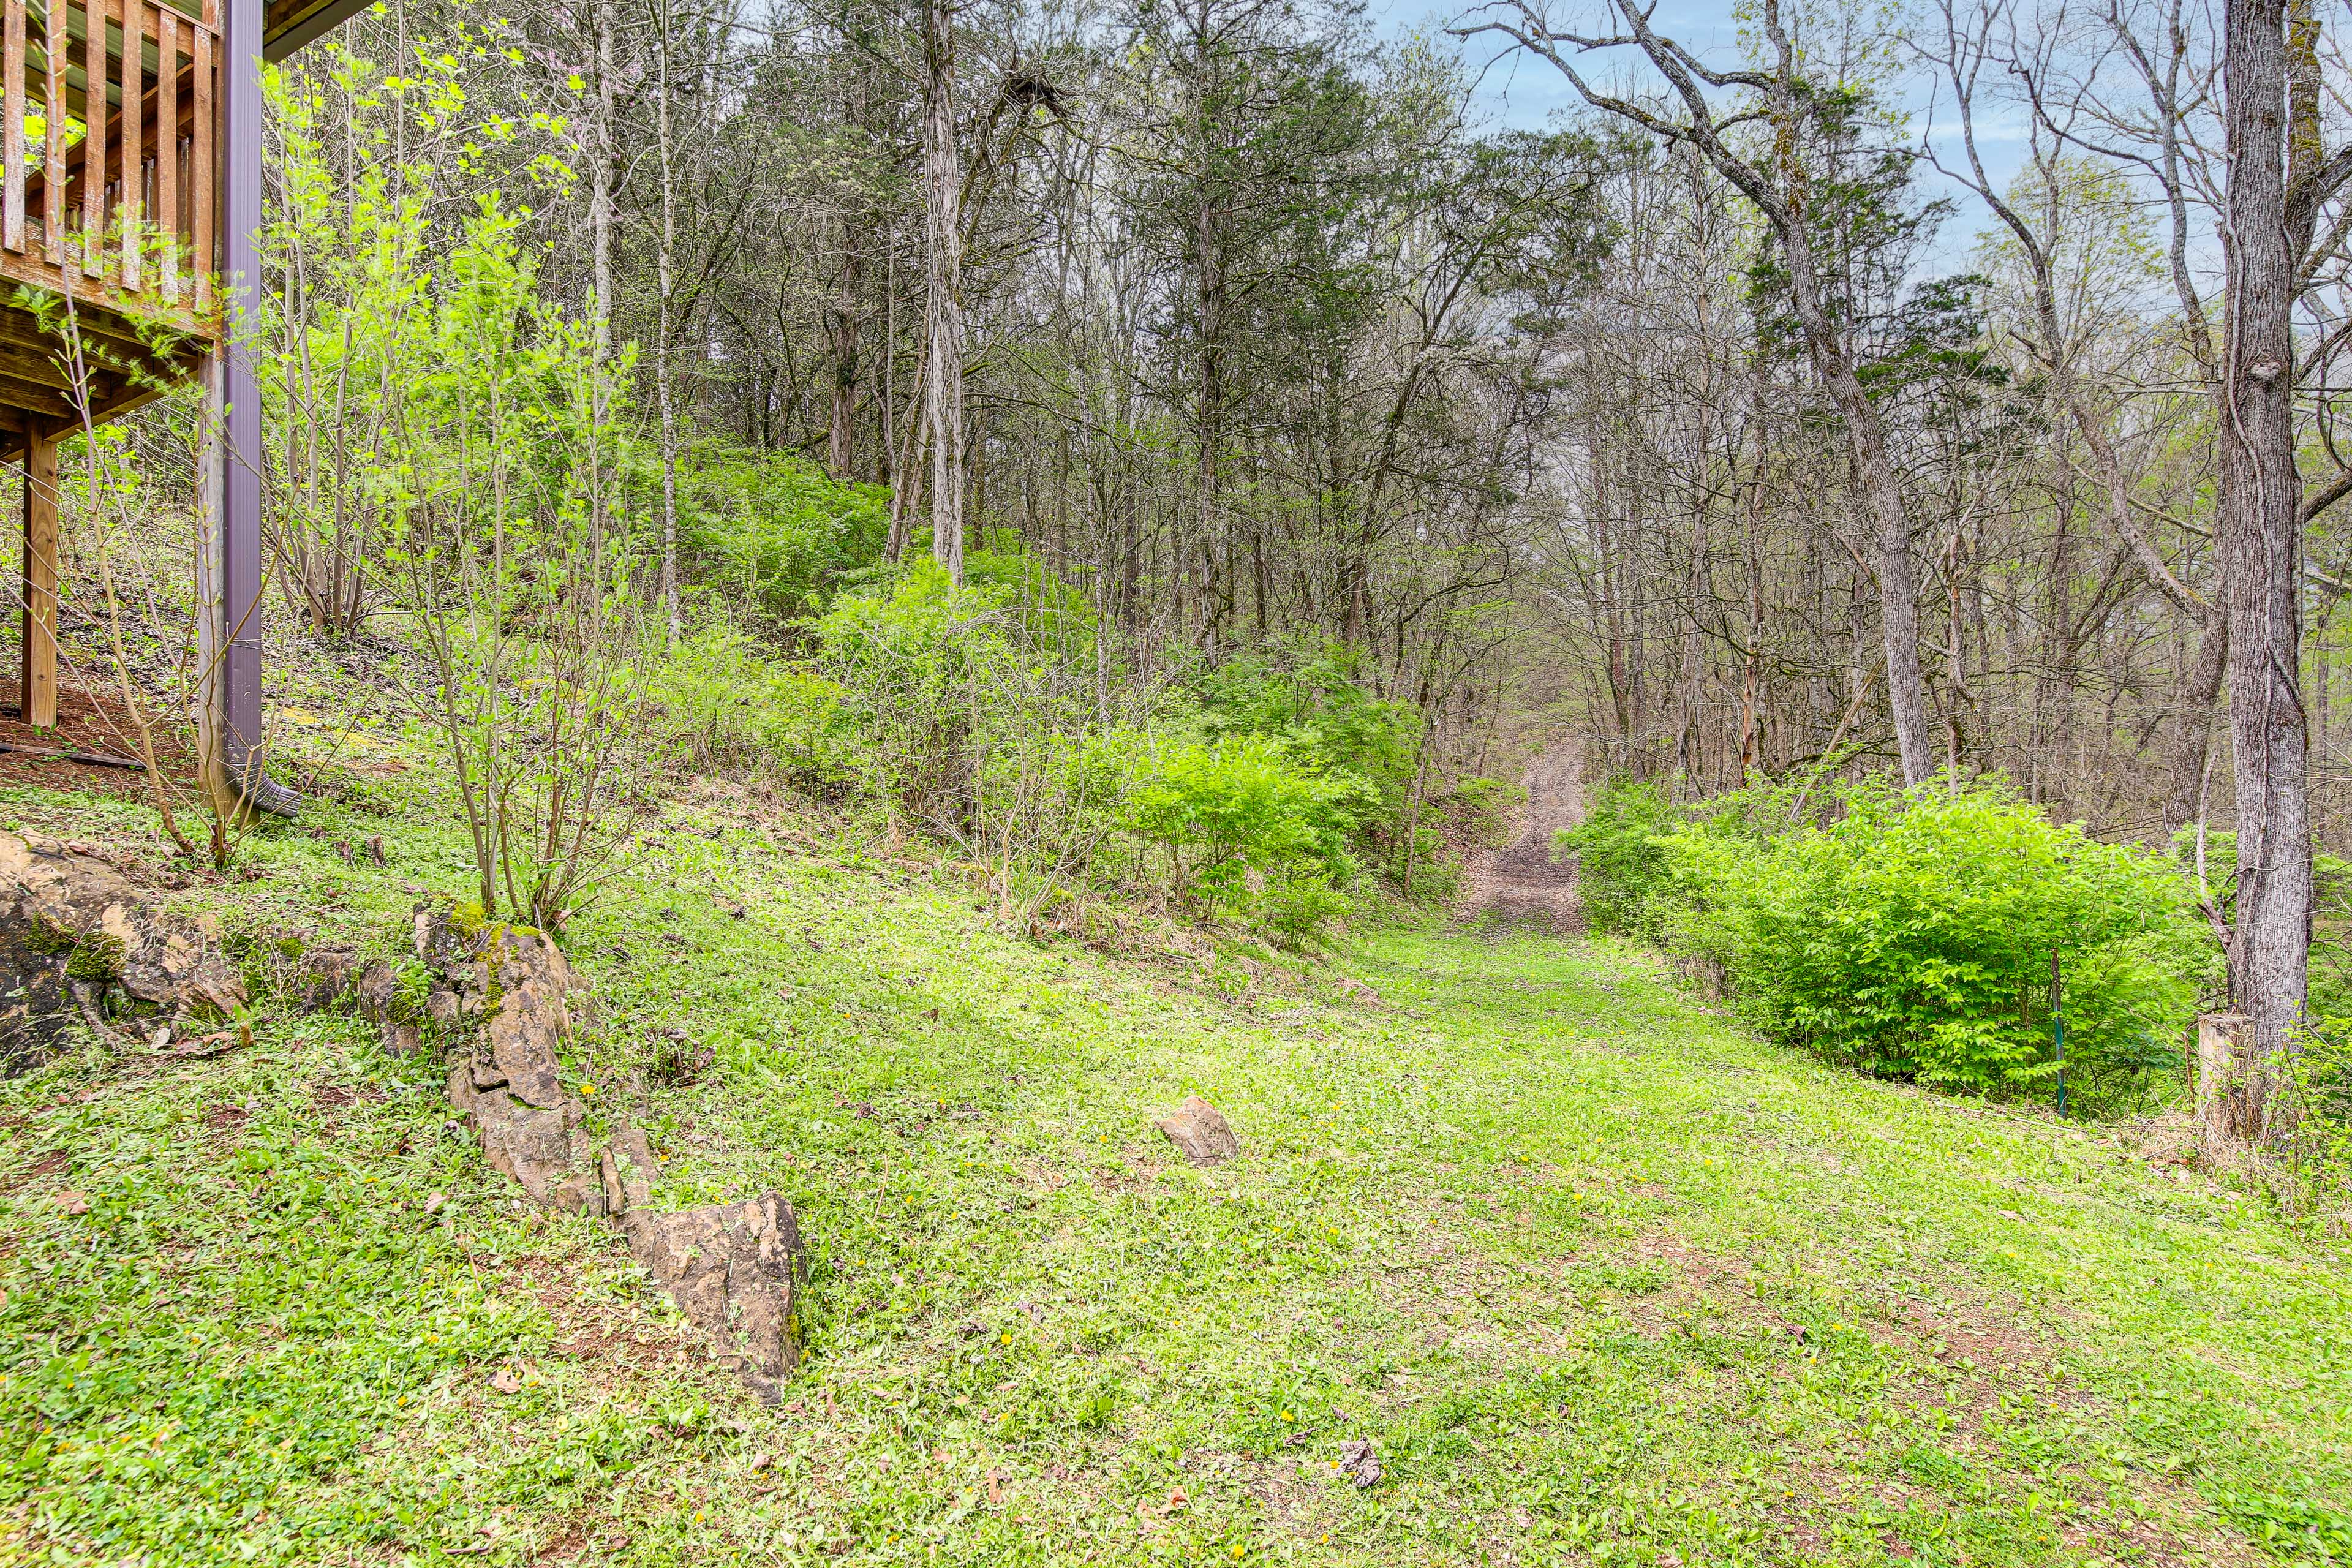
<box><xmin>1461</xmin><ymin>737</ymin><xmax>1586</xmax><ymax>932</ymax></box>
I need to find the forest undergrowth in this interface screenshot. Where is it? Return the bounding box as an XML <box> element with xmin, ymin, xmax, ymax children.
<box><xmin>1</xmin><ymin>754</ymin><xmax>2347</xmax><ymax>1567</ymax></box>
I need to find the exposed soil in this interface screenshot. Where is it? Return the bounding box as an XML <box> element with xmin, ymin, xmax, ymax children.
<box><xmin>0</xmin><ymin>676</ymin><xmax>195</xmax><ymax>797</ymax></box>
<box><xmin>1461</xmin><ymin>737</ymin><xmax>1586</xmax><ymax>932</ymax></box>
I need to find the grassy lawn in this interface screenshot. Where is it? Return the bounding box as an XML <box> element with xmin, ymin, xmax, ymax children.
<box><xmin>1</xmin><ymin>771</ymin><xmax>2347</xmax><ymax>1566</ymax></box>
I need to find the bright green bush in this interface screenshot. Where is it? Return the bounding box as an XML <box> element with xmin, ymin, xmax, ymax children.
<box><xmin>802</xmin><ymin>579</ymin><xmax>1450</xmax><ymax>941</ymax></box>
<box><xmin>1555</xmin><ymin>777</ymin><xmax>1678</xmax><ymax>937</ymax></box>
<box><xmin>1193</xmin><ymin>643</ymin><xmax>1417</xmax><ymax>791</ymax></box>
<box><xmin>810</xmin><ymin>557</ymin><xmax>1095</xmax><ymax>814</ymax></box>
<box><xmin>650</xmin><ymin>621</ymin><xmax>855</xmax><ymax>787</ymax></box>
<box><xmin>1666</xmin><ymin>778</ymin><xmax>2198</xmax><ymax>1107</ymax></box>
<box><xmin>1120</xmin><ymin>734</ymin><xmax>1332</xmax><ymax>885</ymax></box>
<box><xmin>681</xmin><ymin>446</ymin><xmax>892</xmax><ymax>618</ymax></box>
<box><xmin>1186</xmin><ymin>643</ymin><xmax>1429</xmax><ymax>889</ymax></box>
<box><xmin>1120</xmin><ymin>735</ymin><xmax>1367</xmax><ymax>921</ymax></box>
<box><xmin>810</xmin><ymin>556</ymin><xmax>1142</xmax><ymax>918</ymax></box>
<box><xmin>1260</xmin><ymin>870</ymin><xmax>1351</xmax><ymax>948</ymax></box>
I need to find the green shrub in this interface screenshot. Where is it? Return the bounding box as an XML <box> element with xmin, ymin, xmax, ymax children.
<box><xmin>1261</xmin><ymin>870</ymin><xmax>1351</xmax><ymax>949</ymax></box>
<box><xmin>812</xmin><ymin>556</ymin><xmax>1140</xmax><ymax>918</ymax></box>
<box><xmin>1120</xmin><ymin>735</ymin><xmax>1366</xmax><ymax>921</ymax></box>
<box><xmin>1187</xmin><ymin>642</ymin><xmax>1424</xmax><ymax>886</ymax></box>
<box><xmin>1121</xmin><ymin>736</ymin><xmax>1338</xmax><ymax>884</ymax></box>
<box><xmin>811</xmin><ymin>556</ymin><xmax>1094</xmax><ymax>817</ymax></box>
<box><xmin>1665</xmin><ymin>777</ymin><xmax>2199</xmax><ymax>1108</ymax></box>
<box><xmin>650</xmin><ymin>620</ymin><xmax>855</xmax><ymax>786</ymax></box>
<box><xmin>1191</xmin><ymin>643</ymin><xmax>1413</xmax><ymax>779</ymax></box>
<box><xmin>1555</xmin><ymin>777</ymin><xmax>1677</xmax><ymax>937</ymax></box>
<box><xmin>680</xmin><ymin>446</ymin><xmax>891</xmax><ymax>619</ymax></box>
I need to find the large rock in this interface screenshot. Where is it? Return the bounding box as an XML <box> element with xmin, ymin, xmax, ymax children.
<box><xmin>481</xmin><ymin>927</ymin><xmax>573</xmax><ymax>1109</ymax></box>
<box><xmin>1154</xmin><ymin>1095</ymin><xmax>1240</xmax><ymax>1166</ymax></box>
<box><xmin>420</xmin><ymin>902</ymin><xmax>805</xmax><ymax>1400</ymax></box>
<box><xmin>602</xmin><ymin>1124</ymin><xmax>806</xmax><ymax>1403</ymax></box>
<box><xmin>421</xmin><ymin>907</ymin><xmax>605</xmax><ymax>1215</ymax></box>
<box><xmin>619</xmin><ymin>1193</ymin><xmax>806</xmax><ymax>1405</ymax></box>
<box><xmin>447</xmin><ymin>1054</ymin><xmax>600</xmax><ymax>1210</ymax></box>
<box><xmin>0</xmin><ymin>831</ymin><xmax>244</xmax><ymax>1072</ymax></box>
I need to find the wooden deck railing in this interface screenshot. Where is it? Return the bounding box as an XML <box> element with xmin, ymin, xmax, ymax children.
<box><xmin>0</xmin><ymin>0</ymin><xmax>217</xmax><ymax>341</ymax></box>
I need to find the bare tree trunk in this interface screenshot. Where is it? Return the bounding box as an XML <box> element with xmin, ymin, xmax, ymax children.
<box><xmin>590</xmin><ymin>0</ymin><xmax>616</xmax><ymax>371</ymax></box>
<box><xmin>653</xmin><ymin>0</ymin><xmax>682</xmax><ymax>638</ymax></box>
<box><xmin>827</xmin><ymin>52</ymin><xmax>869</xmax><ymax>482</ymax></box>
<box><xmin>2220</xmin><ymin>0</ymin><xmax>2310</xmax><ymax>1110</ymax></box>
<box><xmin>1790</xmin><ymin>271</ymin><xmax>1937</xmax><ymax>786</ymax></box>
<box><xmin>1195</xmin><ymin>192</ymin><xmax>1223</xmax><ymax>646</ymax></box>
<box><xmin>921</xmin><ymin>0</ymin><xmax>965</xmax><ymax>585</ymax></box>
<box><xmin>588</xmin><ymin>0</ymin><xmax>617</xmax><ymax>554</ymax></box>
<box><xmin>829</xmin><ymin>212</ymin><xmax>864</xmax><ymax>479</ymax></box>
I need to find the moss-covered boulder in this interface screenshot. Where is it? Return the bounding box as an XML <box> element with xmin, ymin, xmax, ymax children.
<box><xmin>0</xmin><ymin>832</ymin><xmax>245</xmax><ymax>1072</ymax></box>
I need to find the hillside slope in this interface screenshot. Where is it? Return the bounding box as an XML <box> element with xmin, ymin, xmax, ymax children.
<box><xmin>0</xmin><ymin>773</ymin><xmax>2346</xmax><ymax>1566</ymax></box>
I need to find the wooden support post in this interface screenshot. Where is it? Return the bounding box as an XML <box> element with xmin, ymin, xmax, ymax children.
<box><xmin>4</xmin><ymin>0</ymin><xmax>27</xmax><ymax>255</ymax></box>
<box><xmin>159</xmin><ymin>9</ymin><xmax>178</xmax><ymax>301</ymax></box>
<box><xmin>43</xmin><ymin>0</ymin><xmax>67</xmax><ymax>267</ymax></box>
<box><xmin>20</xmin><ymin>424</ymin><xmax>56</xmax><ymax>727</ymax></box>
<box><xmin>200</xmin><ymin>0</ymin><xmax>292</xmax><ymax>816</ymax></box>
<box><xmin>123</xmin><ymin>0</ymin><xmax>145</xmax><ymax>290</ymax></box>
<box><xmin>221</xmin><ymin>0</ymin><xmax>260</xmax><ymax>772</ymax></box>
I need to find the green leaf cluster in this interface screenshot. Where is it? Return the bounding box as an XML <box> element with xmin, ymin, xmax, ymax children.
<box><xmin>1572</xmin><ymin>774</ymin><xmax>2204</xmax><ymax>1111</ymax></box>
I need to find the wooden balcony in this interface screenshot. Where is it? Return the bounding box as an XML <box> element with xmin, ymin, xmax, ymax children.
<box><xmin>0</xmin><ymin>0</ymin><xmax>361</xmax><ymax>796</ymax></box>
<box><xmin>0</xmin><ymin>0</ymin><xmax>224</xmax><ymax>732</ymax></box>
<box><xmin>0</xmin><ymin>0</ymin><xmax>221</xmax><ymax>442</ymax></box>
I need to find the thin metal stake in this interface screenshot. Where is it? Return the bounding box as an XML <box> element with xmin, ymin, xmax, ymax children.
<box><xmin>2051</xmin><ymin>948</ymin><xmax>2067</xmax><ymax>1120</ymax></box>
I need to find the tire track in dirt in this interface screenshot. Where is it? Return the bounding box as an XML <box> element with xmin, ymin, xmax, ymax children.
<box><xmin>1460</xmin><ymin>737</ymin><xmax>1586</xmax><ymax>932</ymax></box>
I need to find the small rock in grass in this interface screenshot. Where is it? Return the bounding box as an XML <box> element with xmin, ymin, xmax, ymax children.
<box><xmin>600</xmin><ymin>1126</ymin><xmax>658</xmax><ymax>1215</ymax></box>
<box><xmin>1154</xmin><ymin>1095</ymin><xmax>1240</xmax><ymax>1166</ymax></box>
<box><xmin>354</xmin><ymin>960</ymin><xmax>398</xmax><ymax>1023</ymax></box>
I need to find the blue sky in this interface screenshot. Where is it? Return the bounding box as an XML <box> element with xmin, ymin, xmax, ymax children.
<box><xmin>1370</xmin><ymin>0</ymin><xmax>2028</xmax><ymax>260</ymax></box>
<box><xmin>1371</xmin><ymin>0</ymin><xmax>1761</xmax><ymax>132</ymax></box>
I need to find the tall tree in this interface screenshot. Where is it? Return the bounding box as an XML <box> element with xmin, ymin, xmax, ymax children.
<box><xmin>2220</xmin><ymin>0</ymin><xmax>2312</xmax><ymax>1106</ymax></box>
<box><xmin>921</xmin><ymin>0</ymin><xmax>967</xmax><ymax>583</ymax></box>
<box><xmin>1468</xmin><ymin>0</ymin><xmax>1942</xmax><ymax>783</ymax></box>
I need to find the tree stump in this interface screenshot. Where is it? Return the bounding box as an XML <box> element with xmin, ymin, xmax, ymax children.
<box><xmin>2195</xmin><ymin>1012</ymin><xmax>2266</xmax><ymax>1150</ymax></box>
